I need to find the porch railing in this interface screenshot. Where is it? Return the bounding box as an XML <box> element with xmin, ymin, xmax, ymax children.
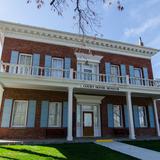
<box><xmin>0</xmin><ymin>61</ymin><xmax>160</xmax><ymax>88</ymax></box>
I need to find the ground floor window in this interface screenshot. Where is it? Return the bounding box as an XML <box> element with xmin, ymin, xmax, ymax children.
<box><xmin>138</xmin><ymin>106</ymin><xmax>148</xmax><ymax>127</ymax></box>
<box><xmin>12</xmin><ymin>100</ymin><xmax>28</xmax><ymax>127</ymax></box>
<box><xmin>48</xmin><ymin>102</ymin><xmax>62</xmax><ymax>127</ymax></box>
<box><xmin>113</xmin><ymin>105</ymin><xmax>123</xmax><ymax>127</ymax></box>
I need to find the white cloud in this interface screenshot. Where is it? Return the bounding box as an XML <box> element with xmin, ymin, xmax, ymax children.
<box><xmin>147</xmin><ymin>36</ymin><xmax>160</xmax><ymax>48</ymax></box>
<box><xmin>124</xmin><ymin>16</ymin><xmax>160</xmax><ymax>37</ymax></box>
<box><xmin>129</xmin><ymin>0</ymin><xmax>159</xmax><ymax>19</ymax></box>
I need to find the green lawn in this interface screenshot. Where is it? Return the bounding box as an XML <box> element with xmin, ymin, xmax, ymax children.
<box><xmin>123</xmin><ymin>140</ymin><xmax>160</xmax><ymax>152</ymax></box>
<box><xmin>0</xmin><ymin>143</ymin><xmax>138</xmax><ymax>160</ymax></box>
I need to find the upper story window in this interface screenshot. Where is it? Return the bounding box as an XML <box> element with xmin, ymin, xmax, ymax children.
<box><xmin>18</xmin><ymin>54</ymin><xmax>32</xmax><ymax>75</ymax></box>
<box><xmin>113</xmin><ymin>105</ymin><xmax>123</xmax><ymax>128</ymax></box>
<box><xmin>77</xmin><ymin>62</ymin><xmax>99</xmax><ymax>81</ymax></box>
<box><xmin>134</xmin><ymin>68</ymin><xmax>142</xmax><ymax>85</ymax></box>
<box><xmin>48</xmin><ymin>102</ymin><xmax>62</xmax><ymax>127</ymax></box>
<box><xmin>52</xmin><ymin>58</ymin><xmax>63</xmax><ymax>78</ymax></box>
<box><xmin>12</xmin><ymin>100</ymin><xmax>28</xmax><ymax>127</ymax></box>
<box><xmin>110</xmin><ymin>65</ymin><xmax>120</xmax><ymax>83</ymax></box>
<box><xmin>138</xmin><ymin>106</ymin><xmax>148</xmax><ymax>128</ymax></box>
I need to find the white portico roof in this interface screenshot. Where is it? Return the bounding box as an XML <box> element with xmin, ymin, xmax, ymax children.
<box><xmin>0</xmin><ymin>20</ymin><xmax>159</xmax><ymax>59</ymax></box>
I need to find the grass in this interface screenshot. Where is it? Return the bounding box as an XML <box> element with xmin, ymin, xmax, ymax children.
<box><xmin>0</xmin><ymin>143</ymin><xmax>138</xmax><ymax>160</ymax></box>
<box><xmin>123</xmin><ymin>140</ymin><xmax>160</xmax><ymax>152</ymax></box>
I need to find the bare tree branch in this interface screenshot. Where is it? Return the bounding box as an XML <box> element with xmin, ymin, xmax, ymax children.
<box><xmin>27</xmin><ymin>0</ymin><xmax>124</xmax><ymax>35</ymax></box>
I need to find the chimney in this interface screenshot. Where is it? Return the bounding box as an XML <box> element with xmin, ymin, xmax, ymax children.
<box><xmin>139</xmin><ymin>37</ymin><xmax>144</xmax><ymax>46</ymax></box>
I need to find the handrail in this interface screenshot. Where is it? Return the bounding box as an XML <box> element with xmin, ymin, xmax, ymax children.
<box><xmin>0</xmin><ymin>61</ymin><xmax>160</xmax><ymax>88</ymax></box>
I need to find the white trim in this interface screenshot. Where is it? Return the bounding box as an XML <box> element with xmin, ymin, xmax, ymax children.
<box><xmin>113</xmin><ymin>105</ymin><xmax>123</xmax><ymax>128</ymax></box>
<box><xmin>0</xmin><ymin>84</ymin><xmax>4</xmax><ymax>110</ymax></box>
<box><xmin>11</xmin><ymin>100</ymin><xmax>28</xmax><ymax>128</ymax></box>
<box><xmin>0</xmin><ymin>21</ymin><xmax>159</xmax><ymax>59</ymax></box>
<box><xmin>153</xmin><ymin>99</ymin><xmax>160</xmax><ymax>136</ymax></box>
<box><xmin>134</xmin><ymin>68</ymin><xmax>142</xmax><ymax>78</ymax></box>
<box><xmin>1</xmin><ymin>72</ymin><xmax>160</xmax><ymax>95</ymax></box>
<box><xmin>137</xmin><ymin>106</ymin><xmax>148</xmax><ymax>128</ymax></box>
<box><xmin>19</xmin><ymin>53</ymin><xmax>32</xmax><ymax>65</ymax></box>
<box><xmin>75</xmin><ymin>94</ymin><xmax>104</xmax><ymax>104</ymax></box>
<box><xmin>76</xmin><ymin>103</ymin><xmax>101</xmax><ymax>137</ymax></box>
<box><xmin>75</xmin><ymin>52</ymin><xmax>103</xmax><ymax>63</ymax></box>
<box><xmin>48</xmin><ymin>102</ymin><xmax>62</xmax><ymax>128</ymax></box>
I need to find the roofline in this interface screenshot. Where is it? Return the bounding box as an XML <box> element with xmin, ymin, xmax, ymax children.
<box><xmin>0</xmin><ymin>20</ymin><xmax>159</xmax><ymax>59</ymax></box>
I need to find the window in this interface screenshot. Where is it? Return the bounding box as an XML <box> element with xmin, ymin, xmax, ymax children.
<box><xmin>77</xmin><ymin>62</ymin><xmax>99</xmax><ymax>81</ymax></box>
<box><xmin>113</xmin><ymin>105</ymin><xmax>123</xmax><ymax>127</ymax></box>
<box><xmin>48</xmin><ymin>102</ymin><xmax>62</xmax><ymax>127</ymax></box>
<box><xmin>83</xmin><ymin>65</ymin><xmax>93</xmax><ymax>80</ymax></box>
<box><xmin>134</xmin><ymin>68</ymin><xmax>142</xmax><ymax>85</ymax></box>
<box><xmin>12</xmin><ymin>101</ymin><xmax>28</xmax><ymax>127</ymax></box>
<box><xmin>18</xmin><ymin>54</ymin><xmax>32</xmax><ymax>75</ymax></box>
<box><xmin>52</xmin><ymin>58</ymin><xmax>63</xmax><ymax>78</ymax></box>
<box><xmin>111</xmin><ymin>65</ymin><xmax>120</xmax><ymax>83</ymax></box>
<box><xmin>138</xmin><ymin>106</ymin><xmax>148</xmax><ymax>127</ymax></box>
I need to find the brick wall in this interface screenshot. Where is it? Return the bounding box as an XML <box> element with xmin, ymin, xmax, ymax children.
<box><xmin>101</xmin><ymin>95</ymin><xmax>156</xmax><ymax>137</ymax></box>
<box><xmin>1</xmin><ymin>37</ymin><xmax>153</xmax><ymax>79</ymax></box>
<box><xmin>0</xmin><ymin>88</ymin><xmax>68</xmax><ymax>139</ymax></box>
<box><xmin>0</xmin><ymin>88</ymin><xmax>157</xmax><ymax>139</ymax></box>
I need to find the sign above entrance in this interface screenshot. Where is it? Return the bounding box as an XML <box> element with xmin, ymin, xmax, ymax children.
<box><xmin>81</xmin><ymin>84</ymin><xmax>120</xmax><ymax>91</ymax></box>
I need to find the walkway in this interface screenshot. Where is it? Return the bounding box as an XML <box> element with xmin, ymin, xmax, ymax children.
<box><xmin>96</xmin><ymin>141</ymin><xmax>160</xmax><ymax>160</ymax></box>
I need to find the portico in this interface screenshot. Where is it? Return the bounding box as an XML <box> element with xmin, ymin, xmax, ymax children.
<box><xmin>65</xmin><ymin>86</ymin><xmax>160</xmax><ymax>141</ymax></box>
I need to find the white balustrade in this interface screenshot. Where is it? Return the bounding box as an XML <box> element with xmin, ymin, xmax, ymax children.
<box><xmin>0</xmin><ymin>61</ymin><xmax>160</xmax><ymax>88</ymax></box>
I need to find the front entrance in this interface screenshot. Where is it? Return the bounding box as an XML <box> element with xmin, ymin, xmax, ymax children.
<box><xmin>83</xmin><ymin>112</ymin><xmax>94</xmax><ymax>137</ymax></box>
<box><xmin>76</xmin><ymin>102</ymin><xmax>101</xmax><ymax>138</ymax></box>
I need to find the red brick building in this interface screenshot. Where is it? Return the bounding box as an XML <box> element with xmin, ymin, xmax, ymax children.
<box><xmin>0</xmin><ymin>21</ymin><xmax>160</xmax><ymax>140</ymax></box>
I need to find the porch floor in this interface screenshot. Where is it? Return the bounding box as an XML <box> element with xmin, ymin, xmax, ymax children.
<box><xmin>0</xmin><ymin>136</ymin><xmax>160</xmax><ymax>145</ymax></box>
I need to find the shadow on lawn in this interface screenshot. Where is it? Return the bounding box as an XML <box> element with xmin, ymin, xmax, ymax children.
<box><xmin>0</xmin><ymin>146</ymin><xmax>66</xmax><ymax>160</ymax></box>
<box><xmin>0</xmin><ymin>155</ymin><xmax>19</xmax><ymax>160</ymax></box>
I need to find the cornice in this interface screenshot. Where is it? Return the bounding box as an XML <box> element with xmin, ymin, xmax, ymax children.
<box><xmin>75</xmin><ymin>52</ymin><xmax>103</xmax><ymax>63</ymax></box>
<box><xmin>0</xmin><ymin>20</ymin><xmax>159</xmax><ymax>59</ymax></box>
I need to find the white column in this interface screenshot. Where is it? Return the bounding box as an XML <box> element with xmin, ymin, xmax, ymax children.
<box><xmin>153</xmin><ymin>99</ymin><xmax>160</xmax><ymax>136</ymax></box>
<box><xmin>67</xmin><ymin>87</ymin><xmax>73</xmax><ymax>141</ymax></box>
<box><xmin>0</xmin><ymin>84</ymin><xmax>4</xmax><ymax>110</ymax></box>
<box><xmin>126</xmin><ymin>91</ymin><xmax>136</xmax><ymax>139</ymax></box>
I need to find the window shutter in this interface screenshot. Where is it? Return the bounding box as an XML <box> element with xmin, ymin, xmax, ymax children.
<box><xmin>63</xmin><ymin>101</ymin><xmax>68</xmax><ymax>127</ymax></box>
<box><xmin>120</xmin><ymin>64</ymin><xmax>126</xmax><ymax>84</ymax></box>
<box><xmin>1</xmin><ymin>99</ymin><xmax>13</xmax><ymax>128</ymax></box>
<box><xmin>27</xmin><ymin>100</ymin><xmax>36</xmax><ymax>128</ymax></box>
<box><xmin>9</xmin><ymin>50</ymin><xmax>19</xmax><ymax>73</ymax></box>
<box><xmin>107</xmin><ymin>104</ymin><xmax>114</xmax><ymax>128</ymax></box>
<box><xmin>148</xmin><ymin>105</ymin><xmax>155</xmax><ymax>128</ymax></box>
<box><xmin>44</xmin><ymin>55</ymin><xmax>52</xmax><ymax>76</ymax></box>
<box><xmin>133</xmin><ymin>105</ymin><xmax>140</xmax><ymax>128</ymax></box>
<box><xmin>105</xmin><ymin>62</ymin><xmax>111</xmax><ymax>82</ymax></box>
<box><xmin>32</xmin><ymin>53</ymin><xmax>40</xmax><ymax>75</ymax></box>
<box><xmin>64</xmin><ymin>58</ymin><xmax>71</xmax><ymax>78</ymax></box>
<box><xmin>40</xmin><ymin>101</ymin><xmax>49</xmax><ymax>127</ymax></box>
<box><xmin>129</xmin><ymin>65</ymin><xmax>135</xmax><ymax>84</ymax></box>
<box><xmin>124</xmin><ymin>105</ymin><xmax>129</xmax><ymax>128</ymax></box>
<box><xmin>143</xmin><ymin>67</ymin><xmax>149</xmax><ymax>86</ymax></box>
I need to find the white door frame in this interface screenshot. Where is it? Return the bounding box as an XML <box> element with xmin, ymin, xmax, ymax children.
<box><xmin>76</xmin><ymin>103</ymin><xmax>101</xmax><ymax>137</ymax></box>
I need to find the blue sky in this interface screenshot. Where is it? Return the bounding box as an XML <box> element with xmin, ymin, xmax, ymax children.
<box><xmin>0</xmin><ymin>0</ymin><xmax>160</xmax><ymax>78</ymax></box>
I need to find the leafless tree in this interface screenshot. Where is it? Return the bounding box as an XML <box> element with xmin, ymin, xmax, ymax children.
<box><xmin>27</xmin><ymin>0</ymin><xmax>124</xmax><ymax>35</ymax></box>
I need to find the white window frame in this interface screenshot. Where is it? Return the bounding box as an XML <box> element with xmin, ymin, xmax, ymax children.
<box><xmin>77</xmin><ymin>61</ymin><xmax>99</xmax><ymax>81</ymax></box>
<box><xmin>51</xmin><ymin>57</ymin><xmax>64</xmax><ymax>78</ymax></box>
<box><xmin>48</xmin><ymin>102</ymin><xmax>62</xmax><ymax>128</ymax></box>
<box><xmin>113</xmin><ymin>105</ymin><xmax>123</xmax><ymax>128</ymax></box>
<box><xmin>138</xmin><ymin>106</ymin><xmax>148</xmax><ymax>128</ymax></box>
<box><xmin>12</xmin><ymin>100</ymin><xmax>28</xmax><ymax>128</ymax></box>
<box><xmin>134</xmin><ymin>68</ymin><xmax>142</xmax><ymax>85</ymax></box>
<box><xmin>18</xmin><ymin>53</ymin><xmax>32</xmax><ymax>74</ymax></box>
<box><xmin>110</xmin><ymin>65</ymin><xmax>120</xmax><ymax>83</ymax></box>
